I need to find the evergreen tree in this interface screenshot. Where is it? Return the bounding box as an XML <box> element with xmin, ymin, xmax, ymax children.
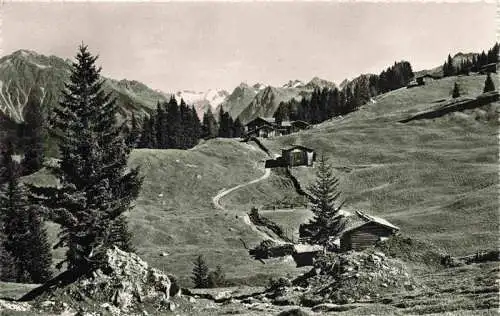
<box><xmin>452</xmin><ymin>82</ymin><xmax>460</xmax><ymax>98</ymax></box>
<box><xmin>0</xmin><ymin>232</ymin><xmax>16</xmax><ymax>282</ymax></box>
<box><xmin>155</xmin><ymin>102</ymin><xmax>167</xmax><ymax>148</ymax></box>
<box><xmin>21</xmin><ymin>90</ymin><xmax>45</xmax><ymax>175</ymax></box>
<box><xmin>126</xmin><ymin>113</ymin><xmax>141</xmax><ymax>148</ymax></box>
<box><xmin>191</xmin><ymin>255</ymin><xmax>209</xmax><ymax>288</ymax></box>
<box><xmin>191</xmin><ymin>105</ymin><xmax>202</xmax><ymax>145</ymax></box>
<box><xmin>207</xmin><ymin>265</ymin><xmax>227</xmax><ymax>288</ymax></box>
<box><xmin>138</xmin><ymin>117</ymin><xmax>155</xmax><ymax>149</ymax></box>
<box><xmin>165</xmin><ymin>97</ymin><xmax>180</xmax><ymax>148</ymax></box>
<box><xmin>1</xmin><ymin>142</ymin><xmax>52</xmax><ymax>283</ymax></box>
<box><xmin>28</xmin><ymin>44</ymin><xmax>142</xmax><ymax>271</ymax></box>
<box><xmin>483</xmin><ymin>73</ymin><xmax>496</xmax><ymax>93</ymax></box>
<box><xmin>232</xmin><ymin>118</ymin><xmax>244</xmax><ymax>138</ymax></box>
<box><xmin>300</xmin><ymin>155</ymin><xmax>345</xmax><ymax>245</ymax></box>
<box><xmin>107</xmin><ymin>215</ymin><xmax>134</xmax><ymax>253</ymax></box>
<box><xmin>202</xmin><ymin>108</ymin><xmax>218</xmax><ymax>140</ymax></box>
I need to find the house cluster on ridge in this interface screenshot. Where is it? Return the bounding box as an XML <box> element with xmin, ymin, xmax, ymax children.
<box><xmin>244</xmin><ymin>117</ymin><xmax>310</xmax><ymax>138</ymax></box>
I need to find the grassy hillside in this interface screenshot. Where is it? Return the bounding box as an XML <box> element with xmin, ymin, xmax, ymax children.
<box><xmin>27</xmin><ymin>138</ymin><xmax>308</xmax><ymax>286</ymax></box>
<box><xmin>260</xmin><ymin>73</ymin><xmax>498</xmax><ymax>256</ymax></box>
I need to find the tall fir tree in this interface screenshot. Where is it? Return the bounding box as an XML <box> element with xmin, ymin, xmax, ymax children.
<box><xmin>28</xmin><ymin>44</ymin><xmax>142</xmax><ymax>271</ymax></box>
<box><xmin>191</xmin><ymin>255</ymin><xmax>209</xmax><ymax>288</ymax></box>
<box><xmin>1</xmin><ymin>142</ymin><xmax>52</xmax><ymax>283</ymax></box>
<box><xmin>299</xmin><ymin>155</ymin><xmax>345</xmax><ymax>246</ymax></box>
<box><xmin>165</xmin><ymin>97</ymin><xmax>181</xmax><ymax>148</ymax></box>
<box><xmin>21</xmin><ymin>90</ymin><xmax>45</xmax><ymax>175</ymax></box>
<box><xmin>452</xmin><ymin>82</ymin><xmax>460</xmax><ymax>98</ymax></box>
<box><xmin>232</xmin><ymin>118</ymin><xmax>244</xmax><ymax>138</ymax></box>
<box><xmin>483</xmin><ymin>73</ymin><xmax>496</xmax><ymax>93</ymax></box>
<box><xmin>126</xmin><ymin>113</ymin><xmax>141</xmax><ymax>148</ymax></box>
<box><xmin>202</xmin><ymin>108</ymin><xmax>218</xmax><ymax>140</ymax></box>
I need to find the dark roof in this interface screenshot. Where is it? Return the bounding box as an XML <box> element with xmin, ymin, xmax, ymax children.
<box><xmin>245</xmin><ymin>117</ymin><xmax>276</xmax><ymax>126</ymax></box>
<box><xmin>291</xmin><ymin>120</ymin><xmax>311</xmax><ymax>127</ymax></box>
<box><xmin>416</xmin><ymin>74</ymin><xmax>442</xmax><ymax>80</ymax></box>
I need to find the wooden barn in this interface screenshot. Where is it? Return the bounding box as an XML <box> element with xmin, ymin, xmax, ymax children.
<box><xmin>281</xmin><ymin>145</ymin><xmax>316</xmax><ymax>167</ymax></box>
<box><xmin>340</xmin><ymin>211</ymin><xmax>399</xmax><ymax>252</ymax></box>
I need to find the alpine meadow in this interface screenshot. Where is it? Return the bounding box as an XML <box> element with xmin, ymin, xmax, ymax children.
<box><xmin>0</xmin><ymin>2</ymin><xmax>498</xmax><ymax>316</ymax></box>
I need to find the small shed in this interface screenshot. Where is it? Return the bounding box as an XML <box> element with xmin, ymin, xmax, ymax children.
<box><xmin>282</xmin><ymin>145</ymin><xmax>316</xmax><ymax>167</ymax></box>
<box><xmin>291</xmin><ymin>244</ymin><xmax>324</xmax><ymax>267</ymax></box>
<box><xmin>340</xmin><ymin>211</ymin><xmax>399</xmax><ymax>252</ymax></box>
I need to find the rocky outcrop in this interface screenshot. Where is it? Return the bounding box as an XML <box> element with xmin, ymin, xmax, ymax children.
<box><xmin>20</xmin><ymin>247</ymin><xmax>175</xmax><ymax>313</ymax></box>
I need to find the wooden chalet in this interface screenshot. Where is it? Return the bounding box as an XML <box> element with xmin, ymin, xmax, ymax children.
<box><xmin>339</xmin><ymin>211</ymin><xmax>399</xmax><ymax>252</ymax></box>
<box><xmin>246</xmin><ymin>125</ymin><xmax>281</xmax><ymax>138</ymax></box>
<box><xmin>281</xmin><ymin>145</ymin><xmax>316</xmax><ymax>167</ymax></box>
<box><xmin>245</xmin><ymin>117</ymin><xmax>275</xmax><ymax>133</ymax></box>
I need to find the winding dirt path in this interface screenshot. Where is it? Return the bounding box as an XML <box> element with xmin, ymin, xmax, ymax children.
<box><xmin>212</xmin><ymin>168</ymin><xmax>280</xmax><ymax>242</ymax></box>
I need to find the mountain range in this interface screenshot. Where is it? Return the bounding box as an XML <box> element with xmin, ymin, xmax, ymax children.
<box><xmin>0</xmin><ymin>49</ymin><xmax>341</xmax><ymax>125</ymax></box>
<box><xmin>0</xmin><ymin>49</ymin><xmax>478</xmax><ymax>125</ymax></box>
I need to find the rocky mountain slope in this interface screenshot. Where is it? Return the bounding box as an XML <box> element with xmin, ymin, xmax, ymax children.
<box><xmin>232</xmin><ymin>77</ymin><xmax>336</xmax><ymax>124</ymax></box>
<box><xmin>0</xmin><ymin>50</ymin><xmax>170</xmax><ymax>123</ymax></box>
<box><xmin>0</xmin><ymin>49</ymin><xmax>339</xmax><ymax>124</ymax></box>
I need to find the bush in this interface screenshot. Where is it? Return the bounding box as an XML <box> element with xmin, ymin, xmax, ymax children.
<box><xmin>207</xmin><ymin>265</ymin><xmax>227</xmax><ymax>288</ymax></box>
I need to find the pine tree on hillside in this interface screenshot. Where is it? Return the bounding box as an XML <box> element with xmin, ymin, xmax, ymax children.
<box><xmin>1</xmin><ymin>142</ymin><xmax>52</xmax><ymax>283</ymax></box>
<box><xmin>190</xmin><ymin>105</ymin><xmax>202</xmax><ymax>145</ymax></box>
<box><xmin>155</xmin><ymin>102</ymin><xmax>167</xmax><ymax>148</ymax></box>
<box><xmin>28</xmin><ymin>44</ymin><xmax>142</xmax><ymax>271</ymax></box>
<box><xmin>232</xmin><ymin>118</ymin><xmax>244</xmax><ymax>138</ymax></box>
<box><xmin>483</xmin><ymin>73</ymin><xmax>496</xmax><ymax>93</ymax></box>
<box><xmin>191</xmin><ymin>255</ymin><xmax>209</xmax><ymax>288</ymax></box>
<box><xmin>21</xmin><ymin>90</ymin><xmax>45</xmax><ymax>175</ymax></box>
<box><xmin>452</xmin><ymin>82</ymin><xmax>460</xmax><ymax>98</ymax></box>
<box><xmin>107</xmin><ymin>215</ymin><xmax>134</xmax><ymax>253</ymax></box>
<box><xmin>165</xmin><ymin>97</ymin><xmax>180</xmax><ymax>148</ymax></box>
<box><xmin>300</xmin><ymin>155</ymin><xmax>345</xmax><ymax>246</ymax></box>
<box><xmin>0</xmin><ymin>232</ymin><xmax>16</xmax><ymax>282</ymax></box>
<box><xmin>126</xmin><ymin>113</ymin><xmax>141</xmax><ymax>148</ymax></box>
<box><xmin>202</xmin><ymin>108</ymin><xmax>218</xmax><ymax>140</ymax></box>
<box><xmin>138</xmin><ymin>117</ymin><xmax>155</xmax><ymax>148</ymax></box>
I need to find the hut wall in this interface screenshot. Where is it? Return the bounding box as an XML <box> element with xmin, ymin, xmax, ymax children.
<box><xmin>340</xmin><ymin>223</ymin><xmax>395</xmax><ymax>252</ymax></box>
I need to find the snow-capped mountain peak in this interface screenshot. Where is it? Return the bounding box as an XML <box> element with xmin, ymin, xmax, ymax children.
<box><xmin>282</xmin><ymin>79</ymin><xmax>305</xmax><ymax>88</ymax></box>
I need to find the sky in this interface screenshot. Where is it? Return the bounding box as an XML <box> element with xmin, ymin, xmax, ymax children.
<box><xmin>2</xmin><ymin>2</ymin><xmax>497</xmax><ymax>92</ymax></box>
